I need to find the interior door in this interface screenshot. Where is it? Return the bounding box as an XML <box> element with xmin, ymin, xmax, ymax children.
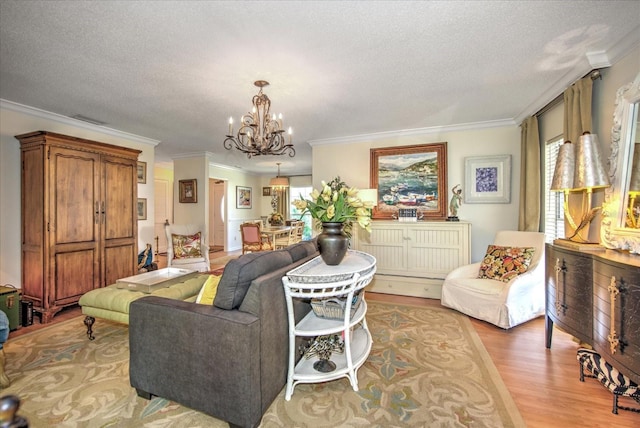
<box><xmin>154</xmin><ymin>178</ymin><xmax>170</xmax><ymax>254</ymax></box>
<box><xmin>213</xmin><ymin>180</ymin><xmax>226</xmax><ymax>248</ymax></box>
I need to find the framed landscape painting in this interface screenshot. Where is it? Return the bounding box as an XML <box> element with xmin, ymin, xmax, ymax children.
<box><xmin>464</xmin><ymin>155</ymin><xmax>511</xmax><ymax>203</ymax></box>
<box><xmin>370</xmin><ymin>142</ymin><xmax>448</xmax><ymax>220</ymax></box>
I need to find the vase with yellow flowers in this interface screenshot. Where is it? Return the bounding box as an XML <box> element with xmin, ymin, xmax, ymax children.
<box><xmin>293</xmin><ymin>177</ymin><xmax>373</xmax><ymax>265</ymax></box>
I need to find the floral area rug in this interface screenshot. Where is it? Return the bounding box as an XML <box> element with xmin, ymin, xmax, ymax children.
<box><xmin>2</xmin><ymin>302</ymin><xmax>524</xmax><ymax>427</ymax></box>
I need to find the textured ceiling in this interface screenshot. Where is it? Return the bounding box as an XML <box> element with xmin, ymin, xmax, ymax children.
<box><xmin>1</xmin><ymin>1</ymin><xmax>639</xmax><ymax>175</ymax></box>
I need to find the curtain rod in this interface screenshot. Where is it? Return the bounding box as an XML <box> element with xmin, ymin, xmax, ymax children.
<box><xmin>535</xmin><ymin>69</ymin><xmax>602</xmax><ymax>117</ymax></box>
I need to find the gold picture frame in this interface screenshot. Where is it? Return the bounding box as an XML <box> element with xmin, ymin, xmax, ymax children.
<box><xmin>137</xmin><ymin>161</ymin><xmax>147</xmax><ymax>184</ymax></box>
<box><xmin>370</xmin><ymin>142</ymin><xmax>448</xmax><ymax>220</ymax></box>
<box><xmin>137</xmin><ymin>198</ymin><xmax>147</xmax><ymax>220</ymax></box>
<box><xmin>179</xmin><ymin>179</ymin><xmax>197</xmax><ymax>203</ymax></box>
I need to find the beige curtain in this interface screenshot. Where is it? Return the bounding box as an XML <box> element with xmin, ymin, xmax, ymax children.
<box><xmin>518</xmin><ymin>116</ymin><xmax>541</xmax><ymax>231</ymax></box>
<box><xmin>276</xmin><ymin>189</ymin><xmax>290</xmax><ymax>219</ymax></box>
<box><xmin>562</xmin><ymin>76</ymin><xmax>593</xmax><ymax>239</ymax></box>
<box><xmin>563</xmin><ymin>76</ymin><xmax>593</xmax><ymax>143</ymax></box>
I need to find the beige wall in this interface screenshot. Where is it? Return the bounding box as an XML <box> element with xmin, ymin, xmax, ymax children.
<box><xmin>0</xmin><ymin>103</ymin><xmax>157</xmax><ymax>288</ymax></box>
<box><xmin>312</xmin><ymin>125</ymin><xmax>521</xmax><ymax>261</ymax></box>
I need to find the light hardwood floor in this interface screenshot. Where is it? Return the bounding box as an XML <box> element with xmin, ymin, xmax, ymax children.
<box><xmin>10</xmin><ymin>252</ymin><xmax>639</xmax><ymax>427</ymax></box>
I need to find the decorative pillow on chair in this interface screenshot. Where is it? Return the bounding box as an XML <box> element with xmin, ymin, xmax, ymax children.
<box><xmin>172</xmin><ymin>232</ymin><xmax>203</xmax><ymax>259</ymax></box>
<box><xmin>478</xmin><ymin>245</ymin><xmax>535</xmax><ymax>283</ymax></box>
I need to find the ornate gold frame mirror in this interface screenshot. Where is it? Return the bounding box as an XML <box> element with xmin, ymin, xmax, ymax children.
<box><xmin>601</xmin><ymin>73</ymin><xmax>640</xmax><ymax>253</ymax></box>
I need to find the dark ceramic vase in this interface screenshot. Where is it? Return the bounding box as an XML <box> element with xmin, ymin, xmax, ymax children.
<box><xmin>317</xmin><ymin>222</ymin><xmax>349</xmax><ymax>265</ymax></box>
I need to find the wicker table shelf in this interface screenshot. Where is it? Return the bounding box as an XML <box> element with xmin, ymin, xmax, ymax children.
<box><xmin>282</xmin><ymin>250</ymin><xmax>376</xmax><ymax>400</ymax></box>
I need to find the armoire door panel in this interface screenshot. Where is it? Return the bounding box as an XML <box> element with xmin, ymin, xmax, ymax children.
<box><xmin>55</xmin><ymin>250</ymin><xmax>97</xmax><ymax>303</ymax></box>
<box><xmin>21</xmin><ymin>147</ymin><xmax>44</xmax><ymax>248</ymax></box>
<box><xmin>103</xmin><ymin>157</ymin><xmax>136</xmax><ymax>240</ymax></box>
<box><xmin>50</xmin><ymin>147</ymin><xmax>100</xmax><ymax>244</ymax></box>
<box><xmin>104</xmin><ymin>244</ymin><xmax>136</xmax><ymax>286</ymax></box>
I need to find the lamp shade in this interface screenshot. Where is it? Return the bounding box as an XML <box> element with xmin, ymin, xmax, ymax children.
<box><xmin>573</xmin><ymin>133</ymin><xmax>610</xmax><ymax>190</ymax></box>
<box><xmin>269</xmin><ymin>176</ymin><xmax>289</xmax><ymax>189</ymax></box>
<box><xmin>629</xmin><ymin>143</ymin><xmax>640</xmax><ymax>193</ymax></box>
<box><xmin>550</xmin><ymin>141</ymin><xmax>575</xmax><ymax>191</ymax></box>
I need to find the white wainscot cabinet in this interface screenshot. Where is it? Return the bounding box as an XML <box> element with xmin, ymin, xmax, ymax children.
<box><xmin>351</xmin><ymin>221</ymin><xmax>471</xmax><ymax>299</ymax></box>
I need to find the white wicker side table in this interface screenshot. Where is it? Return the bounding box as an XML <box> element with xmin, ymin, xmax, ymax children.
<box><xmin>282</xmin><ymin>250</ymin><xmax>376</xmax><ymax>401</ymax></box>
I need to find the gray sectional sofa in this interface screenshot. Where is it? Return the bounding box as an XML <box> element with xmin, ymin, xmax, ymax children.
<box><xmin>129</xmin><ymin>239</ymin><xmax>318</xmax><ymax>428</ymax></box>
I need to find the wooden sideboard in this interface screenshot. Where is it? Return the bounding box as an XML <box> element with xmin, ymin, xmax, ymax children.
<box><xmin>351</xmin><ymin>220</ymin><xmax>471</xmax><ymax>299</ymax></box>
<box><xmin>545</xmin><ymin>244</ymin><xmax>640</xmax><ymax>385</ymax></box>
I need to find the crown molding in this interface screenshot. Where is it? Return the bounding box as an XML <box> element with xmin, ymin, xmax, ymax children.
<box><xmin>0</xmin><ymin>99</ymin><xmax>160</xmax><ymax>146</ymax></box>
<box><xmin>308</xmin><ymin>119</ymin><xmax>516</xmax><ymax>146</ymax></box>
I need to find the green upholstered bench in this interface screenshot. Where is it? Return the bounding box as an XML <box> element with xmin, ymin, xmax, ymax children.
<box><xmin>79</xmin><ymin>274</ymin><xmax>208</xmax><ymax>340</ymax></box>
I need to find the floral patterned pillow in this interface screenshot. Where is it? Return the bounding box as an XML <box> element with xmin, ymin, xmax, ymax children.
<box><xmin>477</xmin><ymin>245</ymin><xmax>535</xmax><ymax>283</ymax></box>
<box><xmin>172</xmin><ymin>232</ymin><xmax>203</xmax><ymax>259</ymax></box>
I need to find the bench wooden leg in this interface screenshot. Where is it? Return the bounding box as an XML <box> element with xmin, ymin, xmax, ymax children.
<box><xmin>83</xmin><ymin>316</ymin><xmax>95</xmax><ymax>340</ymax></box>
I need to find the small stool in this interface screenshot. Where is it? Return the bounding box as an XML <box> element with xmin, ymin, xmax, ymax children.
<box><xmin>577</xmin><ymin>348</ymin><xmax>640</xmax><ymax>414</ymax></box>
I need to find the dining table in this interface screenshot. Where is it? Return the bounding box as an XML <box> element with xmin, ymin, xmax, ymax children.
<box><xmin>261</xmin><ymin>225</ymin><xmax>293</xmax><ymax>249</ymax></box>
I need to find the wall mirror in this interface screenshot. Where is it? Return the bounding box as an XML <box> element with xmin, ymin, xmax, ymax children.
<box><xmin>601</xmin><ymin>73</ymin><xmax>640</xmax><ymax>253</ymax></box>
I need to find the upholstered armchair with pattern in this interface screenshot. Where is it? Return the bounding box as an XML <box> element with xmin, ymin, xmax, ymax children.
<box><xmin>165</xmin><ymin>224</ymin><xmax>210</xmax><ymax>272</ymax></box>
<box><xmin>441</xmin><ymin>230</ymin><xmax>546</xmax><ymax>329</ymax></box>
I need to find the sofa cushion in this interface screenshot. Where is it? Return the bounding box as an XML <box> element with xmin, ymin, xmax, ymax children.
<box><xmin>172</xmin><ymin>232</ymin><xmax>203</xmax><ymax>259</ymax></box>
<box><xmin>286</xmin><ymin>239</ymin><xmax>318</xmax><ymax>262</ymax></box>
<box><xmin>477</xmin><ymin>245</ymin><xmax>535</xmax><ymax>283</ymax></box>
<box><xmin>214</xmin><ymin>250</ymin><xmax>294</xmax><ymax>310</ymax></box>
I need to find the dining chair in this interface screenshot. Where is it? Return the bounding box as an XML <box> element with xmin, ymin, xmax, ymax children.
<box><xmin>274</xmin><ymin>226</ymin><xmax>297</xmax><ymax>249</ymax></box>
<box><xmin>240</xmin><ymin>222</ymin><xmax>272</xmax><ymax>254</ymax></box>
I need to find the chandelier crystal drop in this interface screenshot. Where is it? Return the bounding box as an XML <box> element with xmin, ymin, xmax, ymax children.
<box><xmin>223</xmin><ymin>80</ymin><xmax>295</xmax><ymax>158</ymax></box>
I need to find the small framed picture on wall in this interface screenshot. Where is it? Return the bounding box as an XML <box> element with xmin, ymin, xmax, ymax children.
<box><xmin>237</xmin><ymin>186</ymin><xmax>252</xmax><ymax>209</ymax></box>
<box><xmin>262</xmin><ymin>187</ymin><xmax>272</xmax><ymax>196</ymax></box>
<box><xmin>179</xmin><ymin>179</ymin><xmax>198</xmax><ymax>203</ymax></box>
<box><xmin>137</xmin><ymin>198</ymin><xmax>147</xmax><ymax>220</ymax></box>
<box><xmin>464</xmin><ymin>155</ymin><xmax>511</xmax><ymax>203</ymax></box>
<box><xmin>137</xmin><ymin>161</ymin><xmax>147</xmax><ymax>184</ymax></box>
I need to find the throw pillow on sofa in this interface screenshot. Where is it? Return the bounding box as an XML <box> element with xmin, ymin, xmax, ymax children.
<box><xmin>196</xmin><ymin>274</ymin><xmax>222</xmax><ymax>305</ymax></box>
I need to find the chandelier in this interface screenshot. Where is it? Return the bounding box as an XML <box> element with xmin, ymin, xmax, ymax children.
<box><xmin>223</xmin><ymin>80</ymin><xmax>295</xmax><ymax>158</ymax></box>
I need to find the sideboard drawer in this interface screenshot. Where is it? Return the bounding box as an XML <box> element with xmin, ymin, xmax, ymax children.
<box><xmin>592</xmin><ymin>258</ymin><xmax>640</xmax><ymax>385</ymax></box>
<box><xmin>545</xmin><ymin>246</ymin><xmax>593</xmax><ymax>343</ymax></box>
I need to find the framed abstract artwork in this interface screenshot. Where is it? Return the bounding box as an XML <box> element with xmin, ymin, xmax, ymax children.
<box><xmin>236</xmin><ymin>186</ymin><xmax>252</xmax><ymax>209</ymax></box>
<box><xmin>370</xmin><ymin>142</ymin><xmax>448</xmax><ymax>220</ymax></box>
<box><xmin>464</xmin><ymin>155</ymin><xmax>511</xmax><ymax>203</ymax></box>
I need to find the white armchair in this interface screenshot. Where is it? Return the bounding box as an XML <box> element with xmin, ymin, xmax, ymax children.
<box><xmin>441</xmin><ymin>230</ymin><xmax>546</xmax><ymax>329</ymax></box>
<box><xmin>165</xmin><ymin>223</ymin><xmax>210</xmax><ymax>272</ymax></box>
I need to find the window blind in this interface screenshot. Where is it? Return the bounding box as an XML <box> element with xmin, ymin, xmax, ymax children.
<box><xmin>544</xmin><ymin>137</ymin><xmax>565</xmax><ymax>243</ymax></box>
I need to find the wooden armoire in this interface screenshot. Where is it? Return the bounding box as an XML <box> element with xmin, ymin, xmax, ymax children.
<box><xmin>17</xmin><ymin>131</ymin><xmax>141</xmax><ymax>322</ymax></box>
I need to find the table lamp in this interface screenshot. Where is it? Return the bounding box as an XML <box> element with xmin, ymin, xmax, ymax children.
<box><xmin>551</xmin><ymin>132</ymin><xmax>610</xmax><ymax>247</ymax></box>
